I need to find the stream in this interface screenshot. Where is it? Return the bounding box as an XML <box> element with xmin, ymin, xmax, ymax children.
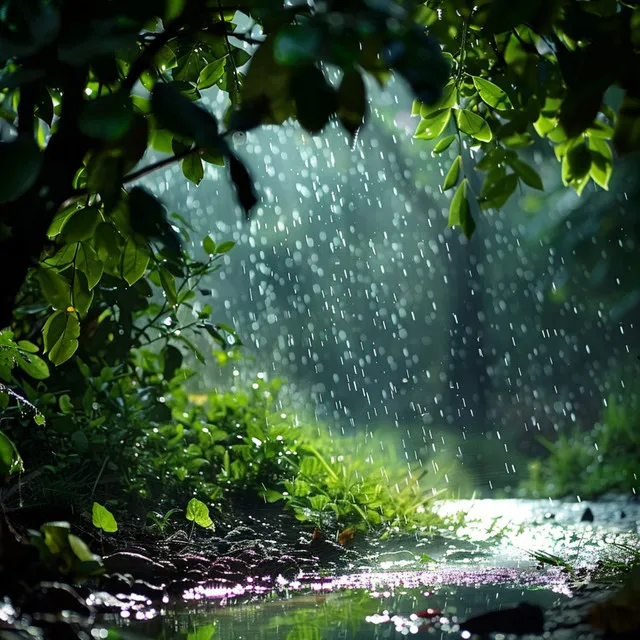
<box><xmin>99</xmin><ymin>498</ymin><xmax>638</xmax><ymax>640</ymax></box>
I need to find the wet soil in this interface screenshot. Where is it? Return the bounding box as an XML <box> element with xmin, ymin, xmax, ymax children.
<box><xmin>1</xmin><ymin>497</ymin><xmax>638</xmax><ymax>639</ymax></box>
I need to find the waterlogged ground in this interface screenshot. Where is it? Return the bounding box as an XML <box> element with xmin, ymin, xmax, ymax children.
<box><xmin>108</xmin><ymin>498</ymin><xmax>638</xmax><ymax>639</ymax></box>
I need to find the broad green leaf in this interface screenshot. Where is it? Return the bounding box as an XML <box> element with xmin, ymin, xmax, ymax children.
<box><xmin>414</xmin><ymin>108</ymin><xmax>451</xmax><ymax>140</ymax></box>
<box><xmin>562</xmin><ymin>141</ymin><xmax>591</xmax><ymax>185</ymax></box>
<box><xmin>510</xmin><ymin>159</ymin><xmax>543</xmax><ymax>190</ymax></box>
<box><xmin>182</xmin><ymin>154</ymin><xmax>204</xmax><ymax>185</ymax></box>
<box><xmin>94</xmin><ymin>223</ymin><xmax>123</xmax><ymax>275</ymax></box>
<box><xmin>60</xmin><ymin>206</ymin><xmax>102</xmax><ymax>243</ymax></box>
<box><xmin>15</xmin><ymin>353</ymin><xmax>50</xmax><ymax>380</ymax></box>
<box><xmin>0</xmin><ymin>429</ymin><xmax>24</xmax><ymax>475</ymax></box>
<box><xmin>165</xmin><ymin>0</ymin><xmax>186</xmax><ymax>22</ymax></box>
<box><xmin>216</xmin><ymin>241</ymin><xmax>235</xmax><ymax>254</ymax></box>
<box><xmin>38</xmin><ymin>268</ymin><xmax>70</xmax><ymax>310</ymax></box>
<box><xmin>419</xmin><ymin>81</ymin><xmax>457</xmax><ymax>117</ymax></box>
<box><xmin>78</xmin><ymin>93</ymin><xmax>133</xmax><ymax>140</ymax></box>
<box><xmin>76</xmin><ymin>242</ymin><xmax>104</xmax><ymax>289</ymax></box>
<box><xmin>337</xmin><ymin>69</ymin><xmax>367</xmax><ymax>137</ymax></box>
<box><xmin>480</xmin><ymin>171</ymin><xmax>518</xmax><ymax>209</ymax></box>
<box><xmin>443</xmin><ymin>155</ymin><xmax>462</xmax><ymax>191</ymax></box>
<box><xmin>472</xmin><ymin>77</ymin><xmax>512</xmax><ymax>110</ymax></box>
<box><xmin>432</xmin><ymin>134</ymin><xmax>456</xmax><ymax>155</ymax></box>
<box><xmin>48</xmin><ymin>204</ymin><xmax>79</xmax><ymax>237</ymax></box>
<box><xmin>456</xmin><ymin>109</ymin><xmax>492</xmax><ymax>142</ymax></box>
<box><xmin>92</xmin><ymin>502</ymin><xmax>118</xmax><ymax>533</ymax></box>
<box><xmin>589</xmin><ymin>136</ymin><xmax>613</xmax><ymax>189</ymax></box>
<box><xmin>0</xmin><ymin>135</ymin><xmax>43</xmax><ymax>203</ymax></box>
<box><xmin>42</xmin><ymin>310</ymin><xmax>80</xmax><ymax>365</ymax></box>
<box><xmin>185</xmin><ymin>498</ymin><xmax>214</xmax><ymax>528</ymax></box>
<box><xmin>152</xmin><ymin>83</ymin><xmax>220</xmax><ymax>148</ymax></box>
<box><xmin>197</xmin><ymin>59</ymin><xmax>225</xmax><ymax>90</ymax></box>
<box><xmin>59</xmin><ymin>394</ymin><xmax>74</xmax><ymax>413</ymax></box>
<box><xmin>203</xmin><ymin>236</ymin><xmax>216</xmax><ymax>255</ymax></box>
<box><xmin>68</xmin><ymin>534</ymin><xmax>101</xmax><ymax>564</ymax></box>
<box><xmin>72</xmin><ymin>271</ymin><xmax>93</xmax><ymax>317</ymax></box>
<box><xmin>448</xmin><ymin>179</ymin><xmax>475</xmax><ymax>239</ymax></box>
<box><xmin>159</xmin><ymin>269</ymin><xmax>178</xmax><ymax>306</ymax></box>
<box><xmin>262</xmin><ymin>489</ymin><xmax>284</xmax><ymax>503</ymax></box>
<box><xmin>121</xmin><ymin>239</ymin><xmax>150</xmax><ymax>286</ymax></box>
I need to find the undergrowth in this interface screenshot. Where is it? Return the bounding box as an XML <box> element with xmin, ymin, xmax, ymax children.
<box><xmin>523</xmin><ymin>388</ymin><xmax>640</xmax><ymax>498</ymax></box>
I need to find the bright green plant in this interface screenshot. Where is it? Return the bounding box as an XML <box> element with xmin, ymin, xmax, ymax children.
<box><xmin>524</xmin><ymin>385</ymin><xmax>640</xmax><ymax>498</ymax></box>
<box><xmin>92</xmin><ymin>501</ymin><xmax>118</xmax><ymax>533</ymax></box>
<box><xmin>146</xmin><ymin>508</ymin><xmax>180</xmax><ymax>534</ymax></box>
<box><xmin>186</xmin><ymin>497</ymin><xmax>214</xmax><ymax>530</ymax></box>
<box><xmin>29</xmin><ymin>521</ymin><xmax>104</xmax><ymax>581</ymax></box>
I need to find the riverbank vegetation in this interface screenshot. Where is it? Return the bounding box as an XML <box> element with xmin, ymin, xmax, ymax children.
<box><xmin>1</xmin><ymin>0</ymin><xmax>640</xmax><ymax>624</ymax></box>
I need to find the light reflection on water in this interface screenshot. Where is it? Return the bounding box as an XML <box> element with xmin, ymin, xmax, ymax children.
<box><xmin>123</xmin><ymin>579</ymin><xmax>567</xmax><ymax>639</ymax></box>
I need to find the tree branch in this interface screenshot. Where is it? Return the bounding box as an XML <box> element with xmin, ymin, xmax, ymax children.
<box><xmin>122</xmin><ymin>20</ymin><xmax>185</xmax><ymax>92</ymax></box>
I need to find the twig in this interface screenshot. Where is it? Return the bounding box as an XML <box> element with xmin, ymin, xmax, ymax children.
<box><xmin>91</xmin><ymin>456</ymin><xmax>110</xmax><ymax>498</ymax></box>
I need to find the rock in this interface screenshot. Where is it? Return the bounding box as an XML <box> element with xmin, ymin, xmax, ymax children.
<box><xmin>101</xmin><ymin>573</ymin><xmax>133</xmax><ymax>596</ymax></box>
<box><xmin>253</xmin><ymin>555</ymin><xmax>300</xmax><ymax>580</ymax></box>
<box><xmin>461</xmin><ymin>602</ymin><xmax>544</xmax><ymax>635</ymax></box>
<box><xmin>581</xmin><ymin>507</ymin><xmax>595</xmax><ymax>522</ymax></box>
<box><xmin>224</xmin><ymin>526</ymin><xmax>257</xmax><ymax>541</ymax></box>
<box><xmin>103</xmin><ymin>552</ymin><xmax>171</xmax><ymax>582</ymax></box>
<box><xmin>22</xmin><ymin>582</ymin><xmax>93</xmax><ymax>617</ymax></box>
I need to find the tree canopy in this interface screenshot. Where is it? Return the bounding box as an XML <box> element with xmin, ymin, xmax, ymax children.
<box><xmin>0</xmin><ymin>0</ymin><xmax>638</xmax><ymax>357</ymax></box>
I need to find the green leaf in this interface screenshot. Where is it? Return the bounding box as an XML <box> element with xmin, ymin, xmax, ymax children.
<box><xmin>197</xmin><ymin>59</ymin><xmax>226</xmax><ymax>90</ymax></box>
<box><xmin>291</xmin><ymin>64</ymin><xmax>337</xmax><ymax>134</ymax></box>
<box><xmin>165</xmin><ymin>0</ymin><xmax>186</xmax><ymax>22</ymax></box>
<box><xmin>432</xmin><ymin>134</ymin><xmax>456</xmax><ymax>155</ymax></box>
<box><xmin>182</xmin><ymin>154</ymin><xmax>204</xmax><ymax>185</ymax></box>
<box><xmin>414</xmin><ymin>108</ymin><xmax>451</xmax><ymax>140</ymax></box>
<box><xmin>229</xmin><ymin>153</ymin><xmax>258</xmax><ymax>218</ymax></box>
<box><xmin>510</xmin><ymin>159</ymin><xmax>543</xmax><ymax>190</ymax></box>
<box><xmin>0</xmin><ymin>135</ymin><xmax>43</xmax><ymax>203</ymax></box>
<box><xmin>68</xmin><ymin>534</ymin><xmax>100</xmax><ymax>564</ymax></box>
<box><xmin>72</xmin><ymin>271</ymin><xmax>93</xmax><ymax>317</ymax></box>
<box><xmin>38</xmin><ymin>268</ymin><xmax>70</xmax><ymax>310</ymax></box>
<box><xmin>60</xmin><ymin>206</ymin><xmax>102</xmax><ymax>243</ymax></box>
<box><xmin>78</xmin><ymin>93</ymin><xmax>133</xmax><ymax>140</ymax></box>
<box><xmin>76</xmin><ymin>242</ymin><xmax>104</xmax><ymax>289</ymax></box>
<box><xmin>121</xmin><ymin>238</ymin><xmax>150</xmax><ymax>286</ymax></box>
<box><xmin>456</xmin><ymin>109</ymin><xmax>492</xmax><ymax>142</ymax></box>
<box><xmin>443</xmin><ymin>155</ymin><xmax>462</xmax><ymax>191</ymax></box>
<box><xmin>59</xmin><ymin>394</ymin><xmax>74</xmax><ymax>413</ymax></box>
<box><xmin>128</xmin><ymin>187</ymin><xmax>181</xmax><ymax>255</ymax></box>
<box><xmin>472</xmin><ymin>77</ymin><xmax>513</xmax><ymax>110</ymax></box>
<box><xmin>152</xmin><ymin>83</ymin><xmax>220</xmax><ymax>148</ymax></box>
<box><xmin>92</xmin><ymin>502</ymin><xmax>118</xmax><ymax>533</ymax></box>
<box><xmin>562</xmin><ymin>141</ymin><xmax>591</xmax><ymax>185</ymax></box>
<box><xmin>262</xmin><ymin>489</ymin><xmax>284</xmax><ymax>503</ymax></box>
<box><xmin>48</xmin><ymin>204</ymin><xmax>79</xmax><ymax>237</ymax></box>
<box><xmin>419</xmin><ymin>81</ymin><xmax>457</xmax><ymax>117</ymax></box>
<box><xmin>0</xmin><ymin>429</ymin><xmax>24</xmax><ymax>475</ymax></box>
<box><xmin>15</xmin><ymin>352</ymin><xmax>50</xmax><ymax>380</ymax></box>
<box><xmin>202</xmin><ymin>236</ymin><xmax>216</xmax><ymax>255</ymax></box>
<box><xmin>42</xmin><ymin>310</ymin><xmax>80</xmax><ymax>365</ymax></box>
<box><xmin>159</xmin><ymin>269</ymin><xmax>178</xmax><ymax>306</ymax></box>
<box><xmin>216</xmin><ymin>241</ymin><xmax>235</xmax><ymax>254</ymax></box>
<box><xmin>163</xmin><ymin>345</ymin><xmax>183</xmax><ymax>380</ymax></box>
<box><xmin>185</xmin><ymin>498</ymin><xmax>214</xmax><ymax>528</ymax></box>
<box><xmin>448</xmin><ymin>179</ymin><xmax>475</xmax><ymax>239</ymax></box>
<box><xmin>480</xmin><ymin>171</ymin><xmax>519</xmax><ymax>209</ymax></box>
<box><xmin>337</xmin><ymin>69</ymin><xmax>367</xmax><ymax>137</ymax></box>
<box><xmin>589</xmin><ymin>136</ymin><xmax>613</xmax><ymax>189</ymax></box>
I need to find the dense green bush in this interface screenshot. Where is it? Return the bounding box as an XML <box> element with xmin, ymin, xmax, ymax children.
<box><xmin>524</xmin><ymin>388</ymin><xmax>640</xmax><ymax>498</ymax></box>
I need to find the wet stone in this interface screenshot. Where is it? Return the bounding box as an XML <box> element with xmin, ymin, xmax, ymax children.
<box><xmin>103</xmin><ymin>552</ymin><xmax>170</xmax><ymax>582</ymax></box>
<box><xmin>581</xmin><ymin>507</ymin><xmax>595</xmax><ymax>522</ymax></box>
<box><xmin>22</xmin><ymin>582</ymin><xmax>93</xmax><ymax>617</ymax></box>
<box><xmin>130</xmin><ymin>580</ymin><xmax>164</xmax><ymax>600</ymax></box>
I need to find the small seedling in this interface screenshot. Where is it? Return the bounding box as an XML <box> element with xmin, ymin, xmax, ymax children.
<box><xmin>185</xmin><ymin>498</ymin><xmax>214</xmax><ymax>539</ymax></box>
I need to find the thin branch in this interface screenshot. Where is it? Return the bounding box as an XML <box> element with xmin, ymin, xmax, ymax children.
<box><xmin>122</xmin><ymin>21</ymin><xmax>185</xmax><ymax>92</ymax></box>
<box><xmin>123</xmin><ymin>145</ymin><xmax>199</xmax><ymax>184</ymax></box>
